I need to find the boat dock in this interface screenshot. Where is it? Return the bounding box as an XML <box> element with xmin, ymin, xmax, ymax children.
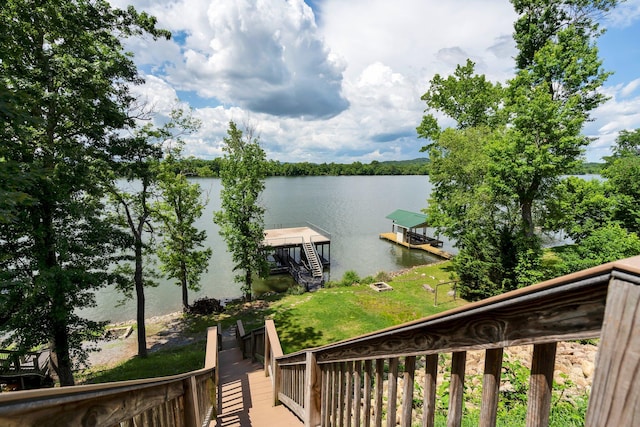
<box><xmin>381</xmin><ymin>209</ymin><xmax>454</xmax><ymax>260</ymax></box>
<box><xmin>379</xmin><ymin>232</ymin><xmax>453</xmax><ymax>259</ymax></box>
<box><xmin>263</xmin><ymin>224</ymin><xmax>331</xmax><ymax>291</ymax></box>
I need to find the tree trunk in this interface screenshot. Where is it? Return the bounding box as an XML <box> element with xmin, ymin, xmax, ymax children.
<box><xmin>134</xmin><ymin>239</ymin><xmax>147</xmax><ymax>358</ymax></box>
<box><xmin>244</xmin><ymin>269</ymin><xmax>252</xmax><ymax>302</ymax></box>
<box><xmin>521</xmin><ymin>198</ymin><xmax>535</xmax><ymax>238</ymax></box>
<box><xmin>181</xmin><ymin>260</ymin><xmax>189</xmax><ymax>311</ymax></box>
<box><xmin>51</xmin><ymin>321</ymin><xmax>75</xmax><ymax>386</ymax></box>
<box><xmin>41</xmin><ymin>192</ymin><xmax>75</xmax><ymax>386</ymax></box>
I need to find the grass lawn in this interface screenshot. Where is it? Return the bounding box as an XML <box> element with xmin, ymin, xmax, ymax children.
<box><xmin>269</xmin><ymin>261</ymin><xmax>463</xmax><ymax>354</ymax></box>
<box><xmin>83</xmin><ymin>261</ymin><xmax>465</xmax><ymax>382</ymax></box>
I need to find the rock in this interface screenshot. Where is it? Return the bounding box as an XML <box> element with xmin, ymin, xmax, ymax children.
<box><xmin>581</xmin><ymin>360</ymin><xmax>594</xmax><ymax>378</ymax></box>
<box><xmin>423</xmin><ymin>284</ymin><xmax>435</xmax><ymax>292</ymax></box>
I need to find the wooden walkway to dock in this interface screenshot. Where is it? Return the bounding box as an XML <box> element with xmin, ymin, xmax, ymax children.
<box><xmin>214</xmin><ymin>329</ymin><xmax>302</xmax><ymax>427</ymax></box>
<box><xmin>379</xmin><ymin>232</ymin><xmax>454</xmax><ymax>259</ymax></box>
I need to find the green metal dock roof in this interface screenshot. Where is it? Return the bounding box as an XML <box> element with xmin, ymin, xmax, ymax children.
<box><xmin>385</xmin><ymin>209</ymin><xmax>429</xmax><ymax>229</ymax></box>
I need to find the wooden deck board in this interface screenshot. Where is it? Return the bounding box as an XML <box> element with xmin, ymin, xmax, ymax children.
<box><xmin>264</xmin><ymin>226</ymin><xmax>330</xmax><ymax>247</ymax></box>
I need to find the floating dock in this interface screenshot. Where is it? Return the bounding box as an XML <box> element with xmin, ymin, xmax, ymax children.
<box><xmin>381</xmin><ymin>209</ymin><xmax>454</xmax><ymax>260</ymax></box>
<box><xmin>379</xmin><ymin>232</ymin><xmax>453</xmax><ymax>259</ymax></box>
<box><xmin>263</xmin><ymin>224</ymin><xmax>331</xmax><ymax>291</ymax></box>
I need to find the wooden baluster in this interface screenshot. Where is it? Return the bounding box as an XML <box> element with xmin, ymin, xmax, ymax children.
<box><xmin>338</xmin><ymin>362</ymin><xmax>345</xmax><ymax>427</ymax></box>
<box><xmin>447</xmin><ymin>351</ymin><xmax>466</xmax><ymax>427</ymax></box>
<box><xmin>364</xmin><ymin>360</ymin><xmax>373</xmax><ymax>427</ymax></box>
<box><xmin>479</xmin><ymin>348</ymin><xmax>504</xmax><ymax>427</ymax></box>
<box><xmin>331</xmin><ymin>363</ymin><xmax>338</xmax><ymax>427</ymax></box>
<box><xmin>586</xmin><ymin>278</ymin><xmax>640</xmax><ymax>426</ymax></box>
<box><xmin>401</xmin><ymin>356</ymin><xmax>416</xmax><ymax>427</ymax></box>
<box><xmin>526</xmin><ymin>343</ymin><xmax>557</xmax><ymax>427</ymax></box>
<box><xmin>345</xmin><ymin>361</ymin><xmax>353</xmax><ymax>427</ymax></box>
<box><xmin>374</xmin><ymin>359</ymin><xmax>385</xmax><ymax>427</ymax></box>
<box><xmin>354</xmin><ymin>360</ymin><xmax>363</xmax><ymax>427</ymax></box>
<box><xmin>387</xmin><ymin>357</ymin><xmax>399</xmax><ymax>427</ymax></box>
<box><xmin>423</xmin><ymin>354</ymin><xmax>438</xmax><ymax>427</ymax></box>
<box><xmin>322</xmin><ymin>366</ymin><xmax>330</xmax><ymax>427</ymax></box>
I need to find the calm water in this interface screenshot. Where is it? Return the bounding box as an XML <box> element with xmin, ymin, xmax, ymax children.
<box><xmin>85</xmin><ymin>176</ymin><xmax>452</xmax><ymax>322</ymax></box>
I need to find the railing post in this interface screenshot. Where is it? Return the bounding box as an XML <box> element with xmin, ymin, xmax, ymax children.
<box><xmin>526</xmin><ymin>342</ymin><xmax>557</xmax><ymax>427</ymax></box>
<box><xmin>304</xmin><ymin>351</ymin><xmax>321</xmax><ymax>427</ymax></box>
<box><xmin>447</xmin><ymin>351</ymin><xmax>466</xmax><ymax>427</ymax></box>
<box><xmin>586</xmin><ymin>278</ymin><xmax>640</xmax><ymax>426</ymax></box>
<box><xmin>183</xmin><ymin>376</ymin><xmax>201</xmax><ymax>427</ymax></box>
<box><xmin>479</xmin><ymin>348</ymin><xmax>503</xmax><ymax>427</ymax></box>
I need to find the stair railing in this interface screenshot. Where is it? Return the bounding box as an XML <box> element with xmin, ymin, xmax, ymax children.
<box><xmin>0</xmin><ymin>326</ymin><xmax>220</xmax><ymax>427</ymax></box>
<box><xmin>267</xmin><ymin>257</ymin><xmax>640</xmax><ymax>427</ymax></box>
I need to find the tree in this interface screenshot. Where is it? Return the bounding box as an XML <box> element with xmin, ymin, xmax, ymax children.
<box><xmin>104</xmin><ymin>107</ymin><xmax>198</xmax><ymax>357</ymax></box>
<box><xmin>104</xmin><ymin>124</ymin><xmax>164</xmax><ymax>358</ymax></box>
<box><xmin>543</xmin><ymin>176</ymin><xmax>615</xmax><ymax>242</ymax></box>
<box><xmin>418</xmin><ymin>0</ymin><xmax>617</xmax><ymax>300</ymax></box>
<box><xmin>155</xmin><ymin>152</ymin><xmax>212</xmax><ymax>312</ymax></box>
<box><xmin>214</xmin><ymin>122</ymin><xmax>270</xmax><ymax>301</ymax></box>
<box><xmin>0</xmin><ymin>0</ymin><xmax>168</xmax><ymax>385</ymax></box>
<box><xmin>602</xmin><ymin>129</ymin><xmax>640</xmax><ymax>234</ymax></box>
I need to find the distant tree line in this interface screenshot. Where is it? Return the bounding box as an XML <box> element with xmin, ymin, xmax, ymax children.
<box><xmin>170</xmin><ymin>157</ymin><xmax>601</xmax><ymax>178</ymax></box>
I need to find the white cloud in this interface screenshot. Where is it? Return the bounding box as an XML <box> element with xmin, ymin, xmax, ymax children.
<box><xmin>605</xmin><ymin>0</ymin><xmax>640</xmax><ymax>28</ymax></box>
<box><xmin>620</xmin><ymin>78</ymin><xmax>640</xmax><ymax>97</ymax></box>
<box><xmin>108</xmin><ymin>0</ymin><xmax>640</xmax><ymax>163</ymax></box>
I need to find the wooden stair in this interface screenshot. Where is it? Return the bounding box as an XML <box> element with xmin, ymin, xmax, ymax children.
<box><xmin>302</xmin><ymin>241</ymin><xmax>323</xmax><ymax>277</ymax></box>
<box><xmin>214</xmin><ymin>328</ymin><xmax>302</xmax><ymax>427</ymax></box>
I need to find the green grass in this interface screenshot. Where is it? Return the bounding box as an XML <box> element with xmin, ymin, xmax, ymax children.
<box><xmin>82</xmin><ymin>342</ymin><xmax>206</xmax><ymax>384</ymax></box>
<box><xmin>82</xmin><ymin>261</ymin><xmax>463</xmax><ymax>381</ymax></box>
<box><xmin>269</xmin><ymin>262</ymin><xmax>463</xmax><ymax>353</ymax></box>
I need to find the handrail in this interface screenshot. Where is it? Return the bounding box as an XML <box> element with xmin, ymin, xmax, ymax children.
<box><xmin>269</xmin><ymin>256</ymin><xmax>640</xmax><ymax>427</ymax></box>
<box><xmin>0</xmin><ymin>326</ymin><xmax>220</xmax><ymax>427</ymax></box>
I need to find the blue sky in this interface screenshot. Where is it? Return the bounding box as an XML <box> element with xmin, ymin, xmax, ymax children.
<box><xmin>110</xmin><ymin>0</ymin><xmax>640</xmax><ymax>163</ymax></box>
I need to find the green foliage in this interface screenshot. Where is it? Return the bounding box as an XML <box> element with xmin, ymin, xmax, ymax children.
<box><xmin>602</xmin><ymin>129</ymin><xmax>640</xmax><ymax>234</ymax></box>
<box><xmin>552</xmin><ymin>224</ymin><xmax>640</xmax><ymax>274</ymax></box>
<box><xmin>0</xmin><ymin>0</ymin><xmax>167</xmax><ymax>385</ymax></box>
<box><xmin>214</xmin><ymin>122</ymin><xmax>270</xmax><ymax>301</ymax></box>
<box><xmin>543</xmin><ymin>177</ymin><xmax>615</xmax><ymax>242</ymax></box>
<box><xmin>417</xmin><ymin>0</ymin><xmax>616</xmax><ymax>301</ymax></box>
<box><xmin>154</xmin><ymin>114</ymin><xmax>211</xmax><ymax>312</ymax></box>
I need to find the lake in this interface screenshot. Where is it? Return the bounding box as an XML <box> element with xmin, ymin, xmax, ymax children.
<box><xmin>85</xmin><ymin>175</ymin><xmax>452</xmax><ymax>322</ymax></box>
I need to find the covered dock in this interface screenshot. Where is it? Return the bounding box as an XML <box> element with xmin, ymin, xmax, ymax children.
<box><xmin>263</xmin><ymin>224</ymin><xmax>331</xmax><ymax>291</ymax></box>
<box><xmin>380</xmin><ymin>209</ymin><xmax>453</xmax><ymax>259</ymax></box>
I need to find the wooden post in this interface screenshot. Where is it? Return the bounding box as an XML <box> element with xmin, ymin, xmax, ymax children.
<box><xmin>364</xmin><ymin>360</ymin><xmax>373</xmax><ymax>427</ymax></box>
<box><xmin>265</xmin><ymin>319</ymin><xmax>284</xmax><ymax>406</ymax></box>
<box><xmin>586</xmin><ymin>278</ymin><xmax>640</xmax><ymax>426</ymax></box>
<box><xmin>354</xmin><ymin>360</ymin><xmax>363</xmax><ymax>427</ymax></box>
<box><xmin>387</xmin><ymin>357</ymin><xmax>399</xmax><ymax>427</ymax></box>
<box><xmin>479</xmin><ymin>348</ymin><xmax>503</xmax><ymax>427</ymax></box>
<box><xmin>374</xmin><ymin>359</ymin><xmax>384</xmax><ymax>427</ymax></box>
<box><xmin>183</xmin><ymin>376</ymin><xmax>201</xmax><ymax>427</ymax></box>
<box><xmin>305</xmin><ymin>351</ymin><xmax>322</xmax><ymax>427</ymax></box>
<box><xmin>423</xmin><ymin>354</ymin><xmax>438</xmax><ymax>427</ymax></box>
<box><xmin>526</xmin><ymin>342</ymin><xmax>557</xmax><ymax>427</ymax></box>
<box><xmin>401</xmin><ymin>356</ymin><xmax>416</xmax><ymax>427</ymax></box>
<box><xmin>447</xmin><ymin>351</ymin><xmax>466</xmax><ymax>427</ymax></box>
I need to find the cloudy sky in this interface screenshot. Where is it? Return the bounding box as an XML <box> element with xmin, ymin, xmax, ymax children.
<box><xmin>109</xmin><ymin>0</ymin><xmax>640</xmax><ymax>163</ymax></box>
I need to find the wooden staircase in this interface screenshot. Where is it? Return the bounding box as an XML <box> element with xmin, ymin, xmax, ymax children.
<box><xmin>302</xmin><ymin>241</ymin><xmax>323</xmax><ymax>277</ymax></box>
<box><xmin>215</xmin><ymin>326</ymin><xmax>301</xmax><ymax>427</ymax></box>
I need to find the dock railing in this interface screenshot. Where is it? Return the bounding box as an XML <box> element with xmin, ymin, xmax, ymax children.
<box><xmin>267</xmin><ymin>256</ymin><xmax>640</xmax><ymax>427</ymax></box>
<box><xmin>0</xmin><ymin>326</ymin><xmax>220</xmax><ymax>427</ymax></box>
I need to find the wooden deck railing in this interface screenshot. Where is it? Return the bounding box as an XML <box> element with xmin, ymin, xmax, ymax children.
<box><xmin>264</xmin><ymin>256</ymin><xmax>640</xmax><ymax>427</ymax></box>
<box><xmin>0</xmin><ymin>326</ymin><xmax>220</xmax><ymax>427</ymax></box>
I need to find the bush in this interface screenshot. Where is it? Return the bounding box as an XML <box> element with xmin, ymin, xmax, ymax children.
<box><xmin>187</xmin><ymin>297</ymin><xmax>223</xmax><ymax>315</ymax></box>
